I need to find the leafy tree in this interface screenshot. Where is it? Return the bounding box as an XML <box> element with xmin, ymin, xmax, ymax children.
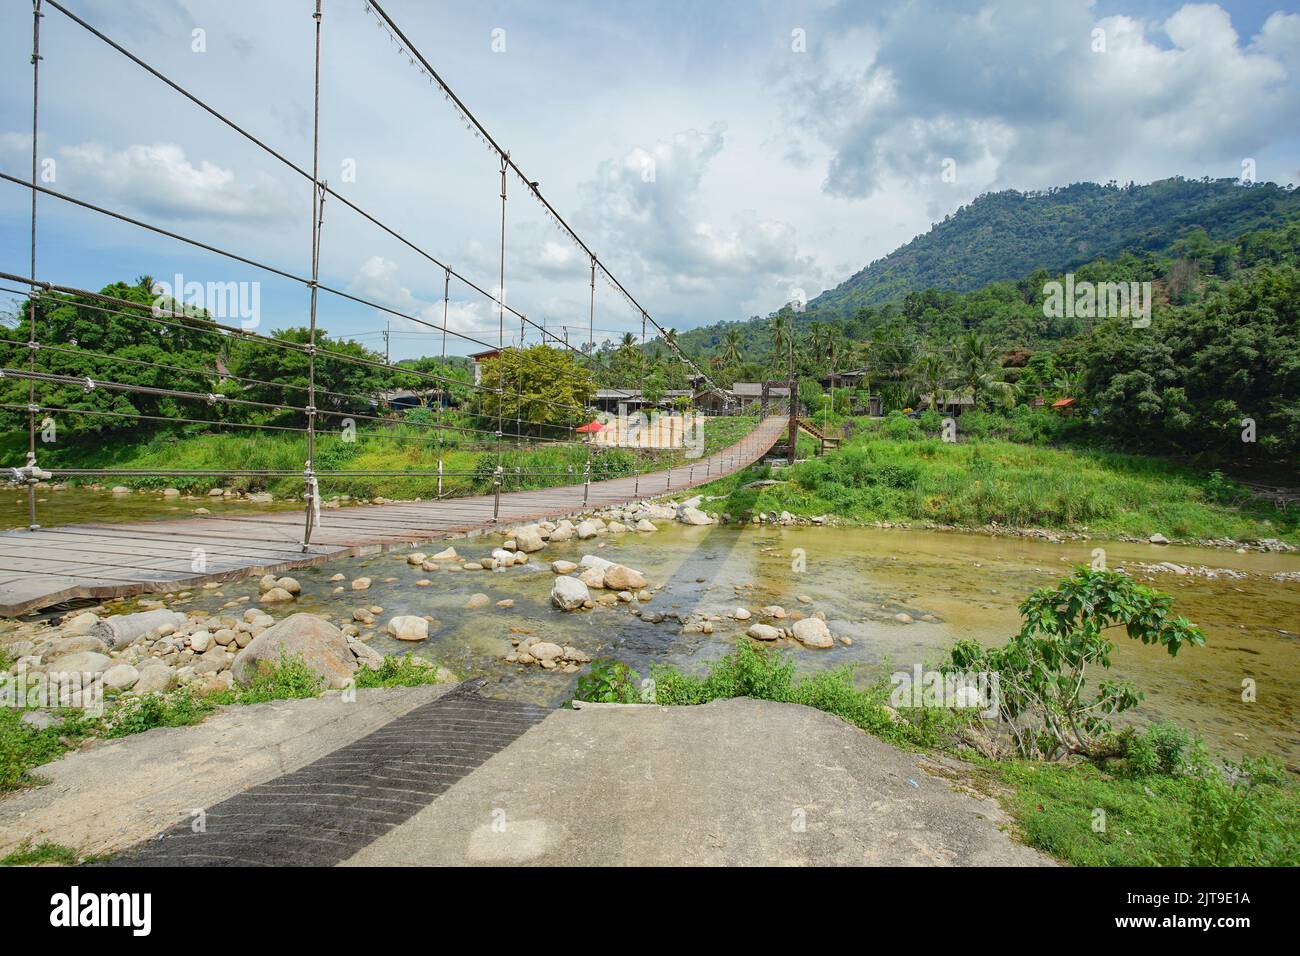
<box><xmin>474</xmin><ymin>344</ymin><xmax>595</xmax><ymax>436</ymax></box>
<box><xmin>229</xmin><ymin>327</ymin><xmax>389</xmax><ymax>424</ymax></box>
<box><xmin>0</xmin><ymin>281</ymin><xmax>225</xmax><ymax>435</ymax></box>
<box><xmin>945</xmin><ymin>568</ymin><xmax>1205</xmax><ymax>760</ymax></box>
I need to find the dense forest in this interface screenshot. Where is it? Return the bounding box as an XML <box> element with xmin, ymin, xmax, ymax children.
<box><xmin>669</xmin><ymin>182</ymin><xmax>1300</xmax><ymax>464</ymax></box>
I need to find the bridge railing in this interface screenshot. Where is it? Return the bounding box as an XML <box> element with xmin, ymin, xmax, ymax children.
<box><xmin>2</xmin><ymin>0</ymin><xmax>739</xmax><ymax>547</ymax></box>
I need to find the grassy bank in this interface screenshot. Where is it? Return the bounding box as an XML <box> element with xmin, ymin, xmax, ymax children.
<box><xmin>1</xmin><ymin>415</ymin><xmax>757</xmax><ymax>501</ymax></box>
<box><xmin>0</xmin><ymin>653</ymin><xmax>448</xmax><ymax>798</ymax></box>
<box><xmin>575</xmin><ymin>640</ymin><xmax>1298</xmax><ymax>866</ymax></box>
<box><xmin>697</xmin><ymin>412</ymin><xmax>1299</xmax><ymax>545</ymax></box>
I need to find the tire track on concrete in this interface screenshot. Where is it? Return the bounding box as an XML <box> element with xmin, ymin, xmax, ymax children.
<box><xmin>112</xmin><ymin>680</ymin><xmax>548</xmax><ymax>866</ymax></box>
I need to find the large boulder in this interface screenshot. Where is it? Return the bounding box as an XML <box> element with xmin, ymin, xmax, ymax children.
<box><xmin>576</xmin><ymin>520</ymin><xmax>601</xmax><ymax>540</ymax></box>
<box><xmin>551</xmin><ymin>576</ymin><xmax>590</xmax><ymax>611</ymax></box>
<box><xmin>677</xmin><ymin>506</ymin><xmax>713</xmax><ymax>526</ymax></box>
<box><xmin>43</xmin><ymin>634</ymin><xmax>108</xmax><ymax>661</ymax></box>
<box><xmin>45</xmin><ymin>651</ymin><xmax>112</xmax><ymax>675</ymax></box>
<box><xmin>132</xmin><ymin>665</ymin><xmax>175</xmax><ymax>695</ymax></box>
<box><xmin>101</xmin><ymin>663</ymin><xmax>141</xmax><ymax>690</ymax></box>
<box><xmin>746</xmin><ymin>624</ymin><xmax>782</xmax><ymax>641</ymax></box>
<box><xmin>603</xmin><ymin>564</ymin><xmax>647</xmax><ymax>591</ymax></box>
<box><xmin>792</xmin><ymin>617</ymin><xmax>834</xmax><ymax>649</ymax></box>
<box><xmin>231</xmin><ymin>613</ymin><xmax>357</xmax><ymax>689</ymax></box>
<box><xmin>60</xmin><ymin>611</ymin><xmax>100</xmax><ymax>637</ymax></box>
<box><xmin>387</xmin><ymin>616</ymin><xmax>429</xmax><ymax>642</ymax></box>
<box><xmin>513</xmin><ymin>526</ymin><xmax>546</xmax><ymax>553</ymax></box>
<box><xmin>548</xmin><ymin>523</ymin><xmax>574</xmax><ymax>543</ymax></box>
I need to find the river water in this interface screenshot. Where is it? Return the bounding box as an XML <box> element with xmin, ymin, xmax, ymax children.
<box><xmin>10</xmin><ymin>489</ymin><xmax>1299</xmax><ymax>767</ymax></box>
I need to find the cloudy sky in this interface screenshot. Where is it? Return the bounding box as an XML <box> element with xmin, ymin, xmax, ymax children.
<box><xmin>0</xmin><ymin>0</ymin><xmax>1297</xmax><ymax>362</ymax></box>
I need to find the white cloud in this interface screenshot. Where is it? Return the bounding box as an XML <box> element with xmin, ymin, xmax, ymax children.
<box><xmin>776</xmin><ymin>1</ymin><xmax>1300</xmax><ymax>202</ymax></box>
<box><xmin>349</xmin><ymin>254</ymin><xmax>486</xmax><ymax>342</ymax></box>
<box><xmin>52</xmin><ymin>141</ymin><xmax>298</xmax><ymax>224</ymax></box>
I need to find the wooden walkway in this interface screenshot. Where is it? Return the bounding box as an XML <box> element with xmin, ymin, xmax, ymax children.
<box><xmin>0</xmin><ymin>416</ymin><xmax>787</xmax><ymax>616</ymax></box>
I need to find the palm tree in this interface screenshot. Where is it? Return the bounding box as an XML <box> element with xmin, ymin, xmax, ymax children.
<box><xmin>825</xmin><ymin>331</ymin><xmax>843</xmax><ymax>373</ymax></box>
<box><xmin>912</xmin><ymin>353</ymin><xmax>952</xmax><ymax>411</ymax></box>
<box><xmin>807</xmin><ymin>322</ymin><xmax>826</xmax><ymax>363</ymax></box>
<box><xmin>771</xmin><ymin>313</ymin><xmax>793</xmax><ymax>378</ymax></box>
<box><xmin>956</xmin><ymin>332</ymin><xmax>1014</xmax><ymax>409</ymax></box>
<box><xmin>721</xmin><ymin>327</ymin><xmax>743</xmax><ymax>367</ymax></box>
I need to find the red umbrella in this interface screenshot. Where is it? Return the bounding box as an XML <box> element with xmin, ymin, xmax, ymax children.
<box><xmin>576</xmin><ymin>420</ymin><xmax>604</xmax><ymax>434</ymax></box>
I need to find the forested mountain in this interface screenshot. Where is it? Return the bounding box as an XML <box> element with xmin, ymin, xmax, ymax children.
<box><xmin>675</xmin><ymin>177</ymin><xmax>1300</xmax><ymax>366</ymax></box>
<box><xmin>809</xmin><ymin>177</ymin><xmax>1300</xmax><ymax>315</ymax></box>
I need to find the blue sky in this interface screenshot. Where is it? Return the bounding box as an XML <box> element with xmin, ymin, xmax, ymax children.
<box><xmin>0</xmin><ymin>0</ymin><xmax>1297</xmax><ymax>361</ymax></box>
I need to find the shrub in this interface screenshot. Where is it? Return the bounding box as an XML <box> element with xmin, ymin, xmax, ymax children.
<box><xmin>100</xmin><ymin>688</ymin><xmax>214</xmax><ymax>738</ymax></box>
<box><xmin>573</xmin><ymin>659</ymin><xmax>643</xmax><ymax>704</ymax></box>
<box><xmin>1123</xmin><ymin>720</ymin><xmax>1193</xmax><ymax>776</ymax></box>
<box><xmin>218</xmin><ymin>653</ymin><xmax>324</xmax><ymax>705</ymax></box>
<box><xmin>944</xmin><ymin>568</ymin><xmax>1204</xmax><ymax>760</ymax></box>
<box><xmin>354</xmin><ymin>655</ymin><xmax>445</xmax><ymax>688</ymax></box>
<box><xmin>880</xmin><ymin>411</ymin><xmax>922</xmax><ymax>440</ymax></box>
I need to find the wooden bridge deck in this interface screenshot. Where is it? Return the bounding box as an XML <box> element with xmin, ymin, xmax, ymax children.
<box><xmin>0</xmin><ymin>416</ymin><xmax>788</xmax><ymax>616</ymax></box>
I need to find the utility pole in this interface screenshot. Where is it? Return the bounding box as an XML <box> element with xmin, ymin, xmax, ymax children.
<box><xmin>383</xmin><ymin>320</ymin><xmax>390</xmax><ymax>364</ymax></box>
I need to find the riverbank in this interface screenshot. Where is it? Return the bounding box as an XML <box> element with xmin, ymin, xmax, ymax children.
<box><xmin>685</xmin><ymin>416</ymin><xmax>1299</xmax><ymax>550</ymax></box>
<box><xmin>0</xmin><ymin>416</ymin><xmax>758</xmax><ymax>506</ymax></box>
<box><xmin>2</xmin><ymin>507</ymin><xmax>1297</xmax><ymax>866</ymax></box>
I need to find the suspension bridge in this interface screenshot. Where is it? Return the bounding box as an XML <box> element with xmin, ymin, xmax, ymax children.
<box><xmin>0</xmin><ymin>1</ymin><xmax>793</xmax><ymax>614</ymax></box>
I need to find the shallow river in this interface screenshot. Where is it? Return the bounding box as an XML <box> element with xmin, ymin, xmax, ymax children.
<box><xmin>77</xmin><ymin>516</ymin><xmax>1300</xmax><ymax>769</ymax></box>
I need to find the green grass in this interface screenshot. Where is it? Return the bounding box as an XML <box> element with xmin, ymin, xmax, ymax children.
<box><xmin>987</xmin><ymin>756</ymin><xmax>1298</xmax><ymax>866</ymax></box>
<box><xmin>615</xmin><ymin>641</ymin><xmax>1300</xmax><ymax>866</ymax></box>
<box><xmin>0</xmin><ymin>706</ymin><xmax>100</xmax><ymax>792</ymax></box>
<box><xmin>0</xmin><ymin>841</ymin><xmax>82</xmax><ymax>866</ymax></box>
<box><xmin>4</xmin><ymin>413</ymin><xmax>759</xmax><ymax>501</ymax></box>
<box><xmin>354</xmin><ymin>655</ymin><xmax>449</xmax><ymax>688</ymax></box>
<box><xmin>1</xmin><ymin>653</ymin><xmax>453</xmax><ymax>794</ymax></box>
<box><xmin>694</xmin><ymin>413</ymin><xmax>1299</xmax><ymax>544</ymax></box>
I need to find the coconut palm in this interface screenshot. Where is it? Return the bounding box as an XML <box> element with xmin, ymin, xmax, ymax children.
<box><xmin>721</xmin><ymin>327</ymin><xmax>744</xmax><ymax>367</ymax></box>
<box><xmin>956</xmin><ymin>332</ymin><xmax>1014</xmax><ymax>409</ymax></box>
<box><xmin>911</xmin><ymin>352</ymin><xmax>952</xmax><ymax>411</ymax></box>
<box><xmin>771</xmin><ymin>313</ymin><xmax>794</xmax><ymax>377</ymax></box>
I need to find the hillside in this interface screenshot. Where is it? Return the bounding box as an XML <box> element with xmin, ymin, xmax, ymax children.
<box><xmin>808</xmin><ymin>177</ymin><xmax>1300</xmax><ymax>316</ymax></box>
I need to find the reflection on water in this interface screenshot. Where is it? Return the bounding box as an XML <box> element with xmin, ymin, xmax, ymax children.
<box><xmin>3</xmin><ymin>487</ymin><xmax>301</xmax><ymax>528</ymax></box>
<box><xmin>42</xmin><ymin>490</ymin><xmax>1299</xmax><ymax>768</ymax></box>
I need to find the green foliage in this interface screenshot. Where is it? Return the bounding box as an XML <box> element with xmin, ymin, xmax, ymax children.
<box><xmin>0</xmin><ymin>707</ymin><xmax>99</xmax><ymax>792</ymax></box>
<box><xmin>573</xmin><ymin>659</ymin><xmax>643</xmax><ymax>704</ymax></box>
<box><xmin>99</xmin><ymin>688</ymin><xmax>214</xmax><ymax>738</ymax></box>
<box><xmin>991</xmin><ymin>752</ymin><xmax>1298</xmax><ymax>867</ymax></box>
<box><xmin>354</xmin><ymin>655</ymin><xmax>446</xmax><ymax>688</ymax></box>
<box><xmin>214</xmin><ymin>653</ymin><xmax>324</xmax><ymax>705</ymax></box>
<box><xmin>648</xmin><ymin>641</ymin><xmax>959</xmax><ymax>749</ymax></box>
<box><xmin>692</xmin><ymin>416</ymin><xmax>1297</xmax><ymax>543</ymax></box>
<box><xmin>1079</xmin><ymin>264</ymin><xmax>1300</xmax><ymax>459</ymax></box>
<box><xmin>474</xmin><ymin>344</ymin><xmax>596</xmax><ymax>436</ymax></box>
<box><xmin>944</xmin><ymin>568</ymin><xmax>1205</xmax><ymax>759</ymax></box>
<box><xmin>0</xmin><ymin>841</ymin><xmax>82</xmax><ymax>866</ymax></box>
<box><xmin>1122</xmin><ymin>720</ymin><xmax>1193</xmax><ymax>776</ymax></box>
<box><xmin>804</xmin><ymin>177</ymin><xmax>1300</xmax><ymax>311</ymax></box>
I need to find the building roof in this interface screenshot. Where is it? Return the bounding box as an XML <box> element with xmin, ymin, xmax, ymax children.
<box><xmin>595</xmin><ymin>388</ymin><xmax>646</xmax><ymax>401</ymax></box>
<box><xmin>1052</xmin><ymin>397</ymin><xmax>1077</xmax><ymax>408</ymax></box>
